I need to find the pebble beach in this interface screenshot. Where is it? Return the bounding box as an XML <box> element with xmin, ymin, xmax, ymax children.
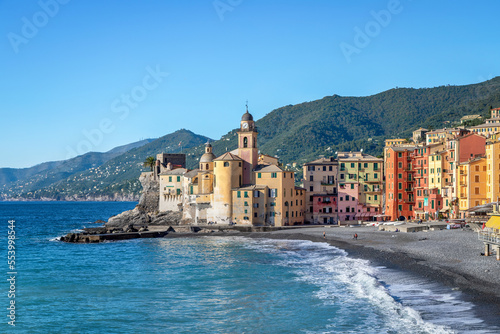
<box><xmin>247</xmin><ymin>226</ymin><xmax>500</xmax><ymax>310</ymax></box>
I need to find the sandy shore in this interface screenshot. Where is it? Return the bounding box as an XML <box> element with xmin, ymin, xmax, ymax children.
<box><xmin>242</xmin><ymin>226</ymin><xmax>500</xmax><ymax>310</ymax></box>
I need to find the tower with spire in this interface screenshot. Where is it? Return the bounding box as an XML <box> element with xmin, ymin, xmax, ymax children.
<box><xmin>238</xmin><ymin>104</ymin><xmax>258</xmax><ymax>185</ymax></box>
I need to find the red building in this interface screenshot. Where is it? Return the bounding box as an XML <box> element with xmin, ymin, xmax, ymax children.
<box><xmin>385</xmin><ymin>147</ymin><xmax>416</xmax><ymax>220</ymax></box>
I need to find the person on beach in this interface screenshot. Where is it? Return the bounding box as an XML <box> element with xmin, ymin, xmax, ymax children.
<box><xmin>354</xmin><ymin>233</ymin><xmax>358</xmax><ymax>240</ymax></box>
<box><xmin>323</xmin><ymin>231</ymin><xmax>326</xmax><ymax>239</ymax></box>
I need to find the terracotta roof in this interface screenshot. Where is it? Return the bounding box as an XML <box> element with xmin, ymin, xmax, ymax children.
<box><xmin>236</xmin><ymin>185</ymin><xmax>268</xmax><ymax>191</ymax></box>
<box><xmin>254</xmin><ymin>164</ymin><xmax>283</xmax><ymax>172</ymax></box>
<box><xmin>184</xmin><ymin>169</ymin><xmax>199</xmax><ymax>178</ymax></box>
<box><xmin>160</xmin><ymin>168</ymin><xmax>188</xmax><ymax>175</ymax></box>
<box><xmin>214</xmin><ymin>152</ymin><xmax>243</xmax><ymax>161</ymax></box>
<box><xmin>304</xmin><ymin>157</ymin><xmax>338</xmax><ymax>165</ymax></box>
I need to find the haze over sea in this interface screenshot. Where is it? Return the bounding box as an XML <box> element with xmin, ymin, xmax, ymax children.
<box><xmin>1</xmin><ymin>202</ymin><xmax>498</xmax><ymax>333</ymax></box>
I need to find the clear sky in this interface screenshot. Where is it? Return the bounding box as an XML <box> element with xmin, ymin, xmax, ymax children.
<box><xmin>1</xmin><ymin>0</ymin><xmax>499</xmax><ymax>168</ymax></box>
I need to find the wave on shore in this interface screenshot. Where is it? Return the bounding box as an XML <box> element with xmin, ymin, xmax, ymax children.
<box><xmin>240</xmin><ymin>237</ymin><xmax>497</xmax><ymax>334</ymax></box>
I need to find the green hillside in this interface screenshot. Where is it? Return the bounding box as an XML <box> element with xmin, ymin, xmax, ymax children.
<box><xmin>0</xmin><ymin>139</ymin><xmax>154</xmax><ymax>198</ymax></box>
<box><xmin>4</xmin><ymin>77</ymin><xmax>500</xmax><ymax>200</ymax></box>
<box><xmin>8</xmin><ymin>129</ymin><xmax>210</xmax><ymax>200</ymax></box>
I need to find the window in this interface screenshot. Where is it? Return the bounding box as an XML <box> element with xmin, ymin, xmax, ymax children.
<box><xmin>309</xmin><ymin>175</ymin><xmax>313</xmax><ymax>181</ymax></box>
<box><xmin>351</xmin><ymin>184</ymin><xmax>354</xmax><ymax>189</ymax></box>
<box><xmin>271</xmin><ymin>172</ymin><xmax>277</xmax><ymax>178</ymax></box>
<box><xmin>176</xmin><ymin>189</ymin><xmax>181</xmax><ymax>195</ymax></box>
<box><xmin>398</xmin><ymin>173</ymin><xmax>402</xmax><ymax>179</ymax></box>
<box><xmin>254</xmin><ymin>191</ymin><xmax>260</xmax><ymax>198</ymax></box>
<box><xmin>244</xmin><ymin>201</ymin><xmax>248</xmax><ymax>206</ymax></box>
<box><xmin>254</xmin><ymin>212</ymin><xmax>258</xmax><ymax>218</ymax></box>
<box><xmin>237</xmin><ymin>191</ymin><xmax>241</xmax><ymax>198</ymax></box>
<box><xmin>323</xmin><ymin>166</ymin><xmax>326</xmax><ymax>171</ymax></box>
<box><xmin>253</xmin><ymin>203</ymin><xmax>259</xmax><ymax>208</ymax></box>
<box><xmin>258</xmin><ymin>173</ymin><xmax>261</xmax><ymax>178</ymax></box>
<box><xmin>168</xmin><ymin>176</ymin><xmax>172</xmax><ymax>182</ymax></box>
<box><xmin>346</xmin><ymin>195</ymin><xmax>350</xmax><ymax>201</ymax></box>
<box><xmin>475</xmin><ymin>175</ymin><xmax>479</xmax><ymax>182</ymax></box>
<box><xmin>329</xmin><ymin>166</ymin><xmax>332</xmax><ymax>171</ymax></box>
<box><xmin>309</xmin><ymin>186</ymin><xmax>313</xmax><ymax>191</ymax></box>
<box><xmin>243</xmin><ymin>137</ymin><xmax>248</xmax><ymax>148</ymax></box>
<box><xmin>374</xmin><ymin>195</ymin><xmax>378</xmax><ymax>200</ymax></box>
<box><xmin>177</xmin><ymin>176</ymin><xmax>180</xmax><ymax>182</ymax></box>
<box><xmin>351</xmin><ymin>163</ymin><xmax>355</xmax><ymax>168</ymax></box>
<box><xmin>224</xmin><ymin>162</ymin><xmax>229</xmax><ymax>167</ymax></box>
<box><xmin>244</xmin><ymin>192</ymin><xmax>249</xmax><ymax>198</ymax></box>
<box><xmin>269</xmin><ymin>189</ymin><xmax>277</xmax><ymax>198</ymax></box>
<box><xmin>340</xmin><ymin>174</ymin><xmax>345</xmax><ymax>179</ymax></box>
<box><xmin>398</xmin><ymin>183</ymin><xmax>402</xmax><ymax>190</ymax></box>
<box><xmin>398</xmin><ymin>193</ymin><xmax>402</xmax><ymax>199</ymax></box>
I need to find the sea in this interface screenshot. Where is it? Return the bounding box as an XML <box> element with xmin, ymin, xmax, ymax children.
<box><xmin>1</xmin><ymin>201</ymin><xmax>499</xmax><ymax>334</ymax></box>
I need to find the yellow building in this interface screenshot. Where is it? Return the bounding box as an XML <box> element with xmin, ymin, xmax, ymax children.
<box><xmin>486</xmin><ymin>140</ymin><xmax>500</xmax><ymax>203</ymax></box>
<box><xmin>159</xmin><ymin>108</ymin><xmax>305</xmax><ymax>227</ymax></box>
<box><xmin>159</xmin><ymin>168</ymin><xmax>187</xmax><ymax>212</ymax></box>
<box><xmin>458</xmin><ymin>157</ymin><xmax>487</xmax><ymax>218</ymax></box>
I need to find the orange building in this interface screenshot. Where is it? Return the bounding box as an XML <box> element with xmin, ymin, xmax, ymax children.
<box><xmin>385</xmin><ymin>146</ymin><xmax>416</xmax><ymax>220</ymax></box>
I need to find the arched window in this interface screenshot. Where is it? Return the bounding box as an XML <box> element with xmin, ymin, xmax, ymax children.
<box><xmin>224</xmin><ymin>162</ymin><xmax>229</xmax><ymax>167</ymax></box>
<box><xmin>243</xmin><ymin>137</ymin><xmax>248</xmax><ymax>148</ymax></box>
<box><xmin>206</xmin><ymin>163</ymin><xmax>209</xmax><ymax>170</ymax></box>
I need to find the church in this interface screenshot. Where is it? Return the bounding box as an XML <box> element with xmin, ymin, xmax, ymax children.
<box><xmin>157</xmin><ymin>108</ymin><xmax>306</xmax><ymax>226</ymax></box>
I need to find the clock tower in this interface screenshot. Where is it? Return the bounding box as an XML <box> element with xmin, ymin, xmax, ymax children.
<box><xmin>238</xmin><ymin>106</ymin><xmax>258</xmax><ymax>185</ymax></box>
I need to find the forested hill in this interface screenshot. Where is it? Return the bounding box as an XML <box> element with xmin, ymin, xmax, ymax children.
<box><xmin>3</xmin><ymin>77</ymin><xmax>500</xmax><ymax>200</ymax></box>
<box><xmin>187</xmin><ymin>77</ymin><xmax>500</xmax><ymax>168</ymax></box>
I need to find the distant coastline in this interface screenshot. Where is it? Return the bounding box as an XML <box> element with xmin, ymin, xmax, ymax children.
<box><xmin>0</xmin><ymin>196</ymin><xmax>139</xmax><ymax>202</ymax></box>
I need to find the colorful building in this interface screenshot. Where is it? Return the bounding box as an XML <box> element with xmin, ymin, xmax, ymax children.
<box><xmin>158</xmin><ymin>108</ymin><xmax>305</xmax><ymax>226</ymax></box>
<box><xmin>458</xmin><ymin>157</ymin><xmax>488</xmax><ymax>218</ymax></box>
<box><xmin>337</xmin><ymin>152</ymin><xmax>383</xmax><ymax>221</ymax></box>
<box><xmin>303</xmin><ymin>157</ymin><xmax>338</xmax><ymax>224</ymax></box>
<box><xmin>385</xmin><ymin>146</ymin><xmax>416</xmax><ymax>220</ymax></box>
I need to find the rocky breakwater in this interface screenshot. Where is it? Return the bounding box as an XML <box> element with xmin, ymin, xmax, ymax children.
<box><xmin>62</xmin><ymin>172</ymin><xmax>182</xmax><ymax>243</ymax></box>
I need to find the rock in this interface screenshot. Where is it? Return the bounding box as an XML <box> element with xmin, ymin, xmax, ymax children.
<box><xmin>150</xmin><ymin>211</ymin><xmax>182</xmax><ymax>225</ymax></box>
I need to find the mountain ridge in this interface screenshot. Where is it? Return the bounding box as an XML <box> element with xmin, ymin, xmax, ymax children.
<box><xmin>3</xmin><ymin>77</ymin><xmax>500</xmax><ymax>200</ymax></box>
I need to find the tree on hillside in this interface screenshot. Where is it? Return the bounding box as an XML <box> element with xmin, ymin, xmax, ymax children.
<box><xmin>143</xmin><ymin>156</ymin><xmax>156</xmax><ymax>171</ymax></box>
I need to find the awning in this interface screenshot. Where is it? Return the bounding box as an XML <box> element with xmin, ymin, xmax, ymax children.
<box><xmin>486</xmin><ymin>216</ymin><xmax>500</xmax><ymax>229</ymax></box>
<box><xmin>439</xmin><ymin>208</ymin><xmax>449</xmax><ymax>213</ymax></box>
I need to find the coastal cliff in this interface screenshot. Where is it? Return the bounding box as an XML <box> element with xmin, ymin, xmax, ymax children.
<box><xmin>105</xmin><ymin>172</ymin><xmax>181</xmax><ymax>228</ymax></box>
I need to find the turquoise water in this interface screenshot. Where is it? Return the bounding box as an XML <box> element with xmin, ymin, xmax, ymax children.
<box><xmin>1</xmin><ymin>202</ymin><xmax>498</xmax><ymax>333</ymax></box>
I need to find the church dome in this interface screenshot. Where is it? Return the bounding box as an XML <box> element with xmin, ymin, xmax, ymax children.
<box><xmin>241</xmin><ymin>111</ymin><xmax>253</xmax><ymax>121</ymax></box>
<box><xmin>200</xmin><ymin>152</ymin><xmax>216</xmax><ymax>163</ymax></box>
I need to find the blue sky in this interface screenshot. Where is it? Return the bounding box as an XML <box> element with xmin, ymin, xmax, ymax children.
<box><xmin>1</xmin><ymin>0</ymin><xmax>499</xmax><ymax>168</ymax></box>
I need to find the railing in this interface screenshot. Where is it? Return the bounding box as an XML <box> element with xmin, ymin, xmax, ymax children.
<box><xmin>478</xmin><ymin>232</ymin><xmax>500</xmax><ymax>245</ymax></box>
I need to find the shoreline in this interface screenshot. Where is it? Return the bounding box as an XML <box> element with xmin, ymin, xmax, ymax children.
<box><xmin>240</xmin><ymin>227</ymin><xmax>500</xmax><ymax>328</ymax></box>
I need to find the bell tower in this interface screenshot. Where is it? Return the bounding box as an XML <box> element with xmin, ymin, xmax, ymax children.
<box><xmin>238</xmin><ymin>104</ymin><xmax>258</xmax><ymax>185</ymax></box>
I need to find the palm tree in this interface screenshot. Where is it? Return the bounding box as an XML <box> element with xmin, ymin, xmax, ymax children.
<box><xmin>143</xmin><ymin>156</ymin><xmax>156</xmax><ymax>171</ymax></box>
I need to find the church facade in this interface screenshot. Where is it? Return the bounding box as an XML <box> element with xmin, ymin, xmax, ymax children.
<box><xmin>158</xmin><ymin>109</ymin><xmax>306</xmax><ymax>226</ymax></box>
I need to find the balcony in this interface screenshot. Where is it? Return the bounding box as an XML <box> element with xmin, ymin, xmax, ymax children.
<box><xmin>460</xmin><ymin>170</ymin><xmax>467</xmax><ymax>175</ymax></box>
<box><xmin>404</xmin><ymin>198</ymin><xmax>415</xmax><ymax>204</ymax></box>
<box><xmin>405</xmin><ymin>188</ymin><xmax>414</xmax><ymax>192</ymax></box>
